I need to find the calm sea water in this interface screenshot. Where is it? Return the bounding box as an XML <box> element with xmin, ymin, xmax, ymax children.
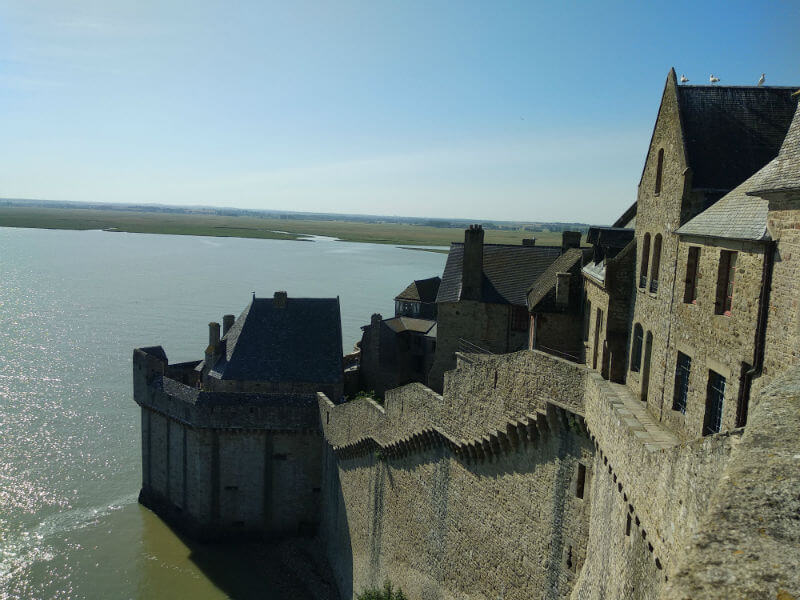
<box><xmin>0</xmin><ymin>227</ymin><xmax>445</xmax><ymax>599</ymax></box>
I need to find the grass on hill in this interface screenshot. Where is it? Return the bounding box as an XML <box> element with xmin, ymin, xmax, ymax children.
<box><xmin>0</xmin><ymin>206</ymin><xmax>579</xmax><ymax>248</ymax></box>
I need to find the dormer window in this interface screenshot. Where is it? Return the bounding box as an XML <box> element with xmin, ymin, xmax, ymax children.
<box><xmin>654</xmin><ymin>148</ymin><xmax>664</xmax><ymax>194</ymax></box>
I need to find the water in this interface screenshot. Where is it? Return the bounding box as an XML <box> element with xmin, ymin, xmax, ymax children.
<box><xmin>0</xmin><ymin>227</ymin><xmax>446</xmax><ymax>599</ymax></box>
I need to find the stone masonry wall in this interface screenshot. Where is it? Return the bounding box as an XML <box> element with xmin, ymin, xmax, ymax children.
<box><xmin>429</xmin><ymin>300</ymin><xmax>527</xmax><ymax>393</ymax></box>
<box><xmin>319</xmin><ymin>351</ymin><xmax>594</xmax><ymax>599</ymax></box>
<box><xmin>664</xmin><ymin>237</ymin><xmax>765</xmax><ymax>440</ymax></box>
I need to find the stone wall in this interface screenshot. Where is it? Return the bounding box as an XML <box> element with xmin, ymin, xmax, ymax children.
<box><xmin>661</xmin><ymin>368</ymin><xmax>800</xmax><ymax>600</ymax></box>
<box><xmin>134</xmin><ymin>348</ymin><xmax>323</xmax><ymax>540</ymax></box>
<box><xmin>318</xmin><ymin>351</ymin><xmax>594</xmax><ymax>599</ymax></box>
<box><xmin>664</xmin><ymin>236</ymin><xmax>766</xmax><ymax>440</ymax></box>
<box><xmin>429</xmin><ymin>300</ymin><xmax>528</xmax><ymax>392</ymax></box>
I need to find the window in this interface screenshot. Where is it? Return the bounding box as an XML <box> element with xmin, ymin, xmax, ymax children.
<box><xmin>649</xmin><ymin>234</ymin><xmax>662</xmax><ymax>293</ymax></box>
<box><xmin>639</xmin><ymin>234</ymin><xmax>651</xmax><ymax>289</ymax></box>
<box><xmin>683</xmin><ymin>247</ymin><xmax>700</xmax><ymax>304</ymax></box>
<box><xmin>703</xmin><ymin>371</ymin><xmax>726</xmax><ymax>435</ymax></box>
<box><xmin>576</xmin><ymin>463</ymin><xmax>586</xmax><ymax>499</ymax></box>
<box><xmin>672</xmin><ymin>352</ymin><xmax>691</xmax><ymax>414</ymax></box>
<box><xmin>626</xmin><ymin>513</ymin><xmax>632</xmax><ymax>536</ymax></box>
<box><xmin>631</xmin><ymin>324</ymin><xmax>643</xmax><ymax>372</ymax></box>
<box><xmin>654</xmin><ymin>148</ymin><xmax>664</xmax><ymax>194</ymax></box>
<box><xmin>715</xmin><ymin>251</ymin><xmax>737</xmax><ymax>315</ymax></box>
<box><xmin>583</xmin><ymin>299</ymin><xmax>591</xmax><ymax>341</ymax></box>
<box><xmin>511</xmin><ymin>305</ymin><xmax>528</xmax><ymax>332</ymax></box>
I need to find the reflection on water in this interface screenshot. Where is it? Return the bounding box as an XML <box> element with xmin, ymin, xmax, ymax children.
<box><xmin>0</xmin><ymin>227</ymin><xmax>444</xmax><ymax>599</ymax></box>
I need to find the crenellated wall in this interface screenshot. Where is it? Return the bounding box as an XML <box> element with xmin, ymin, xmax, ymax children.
<box><xmin>318</xmin><ymin>350</ymin><xmax>748</xmax><ymax>600</ymax></box>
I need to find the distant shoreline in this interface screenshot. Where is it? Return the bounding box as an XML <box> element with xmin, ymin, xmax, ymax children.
<box><xmin>0</xmin><ymin>205</ymin><xmax>578</xmax><ymax>248</ymax></box>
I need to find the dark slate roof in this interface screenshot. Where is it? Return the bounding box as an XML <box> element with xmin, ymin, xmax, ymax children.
<box><xmin>437</xmin><ymin>243</ymin><xmax>562</xmax><ymax>306</ymax></box>
<box><xmin>677</xmin><ymin>175</ymin><xmax>770</xmax><ymax>241</ymax></box>
<box><xmin>139</xmin><ymin>346</ymin><xmax>168</xmax><ymax>361</ymax></box>
<box><xmin>677</xmin><ymin>86</ymin><xmax>798</xmax><ymax>191</ymax></box>
<box><xmin>749</xmin><ymin>101</ymin><xmax>800</xmax><ymax>194</ymax></box>
<box><xmin>586</xmin><ymin>227</ymin><xmax>635</xmax><ymax>249</ymax></box>
<box><xmin>383</xmin><ymin>316</ymin><xmax>437</xmax><ymax>334</ymax></box>
<box><xmin>527</xmin><ymin>248</ymin><xmax>589</xmax><ymax>310</ymax></box>
<box><xmin>210</xmin><ymin>297</ymin><xmax>343</xmax><ymax>383</ymax></box>
<box><xmin>395</xmin><ymin>276</ymin><xmax>441</xmax><ymax>303</ymax></box>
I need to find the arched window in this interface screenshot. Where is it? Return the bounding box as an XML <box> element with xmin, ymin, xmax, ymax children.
<box><xmin>650</xmin><ymin>234</ymin><xmax>662</xmax><ymax>293</ymax></box>
<box><xmin>631</xmin><ymin>324</ymin><xmax>643</xmax><ymax>372</ymax></box>
<box><xmin>655</xmin><ymin>148</ymin><xmax>664</xmax><ymax>194</ymax></box>
<box><xmin>639</xmin><ymin>234</ymin><xmax>651</xmax><ymax>288</ymax></box>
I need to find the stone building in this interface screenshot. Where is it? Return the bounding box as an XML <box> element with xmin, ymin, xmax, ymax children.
<box><xmin>134</xmin><ymin>291</ymin><xmax>343</xmax><ymax>539</ymax></box>
<box><xmin>526</xmin><ymin>246</ymin><xmax>592</xmax><ymax>361</ymax></box>
<box><xmin>393</xmin><ymin>276</ymin><xmax>440</xmax><ymax>320</ymax></box>
<box><xmin>428</xmin><ymin>225</ymin><xmax>581</xmax><ymax>392</ymax></box>
<box><xmin>612</xmin><ymin>69</ymin><xmax>798</xmax><ymax>440</ymax></box>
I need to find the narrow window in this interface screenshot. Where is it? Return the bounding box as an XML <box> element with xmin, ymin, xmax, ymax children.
<box><xmin>626</xmin><ymin>513</ymin><xmax>632</xmax><ymax>536</ymax></box>
<box><xmin>566</xmin><ymin>545</ymin><xmax>574</xmax><ymax>571</ymax></box>
<box><xmin>715</xmin><ymin>251</ymin><xmax>737</xmax><ymax>315</ymax></box>
<box><xmin>703</xmin><ymin>371</ymin><xmax>726</xmax><ymax>435</ymax></box>
<box><xmin>683</xmin><ymin>247</ymin><xmax>700</xmax><ymax>304</ymax></box>
<box><xmin>639</xmin><ymin>234</ymin><xmax>651</xmax><ymax>288</ymax></box>
<box><xmin>583</xmin><ymin>299</ymin><xmax>591</xmax><ymax>341</ymax></box>
<box><xmin>576</xmin><ymin>463</ymin><xmax>586</xmax><ymax>499</ymax></box>
<box><xmin>672</xmin><ymin>352</ymin><xmax>691</xmax><ymax>414</ymax></box>
<box><xmin>736</xmin><ymin>363</ymin><xmax>751</xmax><ymax>428</ymax></box>
<box><xmin>630</xmin><ymin>324</ymin><xmax>643</xmax><ymax>372</ymax></box>
<box><xmin>649</xmin><ymin>234</ymin><xmax>662</xmax><ymax>293</ymax></box>
<box><xmin>654</xmin><ymin>148</ymin><xmax>664</xmax><ymax>194</ymax></box>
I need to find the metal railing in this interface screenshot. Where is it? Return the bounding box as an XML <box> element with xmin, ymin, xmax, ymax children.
<box><xmin>535</xmin><ymin>343</ymin><xmax>583</xmax><ymax>363</ymax></box>
<box><xmin>649</xmin><ymin>278</ymin><xmax>659</xmax><ymax>294</ymax></box>
<box><xmin>639</xmin><ymin>275</ymin><xmax>647</xmax><ymax>289</ymax></box>
<box><xmin>457</xmin><ymin>338</ymin><xmax>495</xmax><ymax>355</ymax></box>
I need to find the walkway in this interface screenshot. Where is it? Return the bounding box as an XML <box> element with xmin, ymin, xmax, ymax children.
<box><xmin>605</xmin><ymin>381</ymin><xmax>680</xmax><ymax>450</ymax></box>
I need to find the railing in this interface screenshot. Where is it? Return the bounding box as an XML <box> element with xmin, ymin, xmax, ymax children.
<box><xmin>458</xmin><ymin>338</ymin><xmax>494</xmax><ymax>355</ymax></box>
<box><xmin>535</xmin><ymin>343</ymin><xmax>583</xmax><ymax>363</ymax></box>
<box><xmin>639</xmin><ymin>274</ymin><xmax>647</xmax><ymax>289</ymax></box>
<box><xmin>649</xmin><ymin>278</ymin><xmax>659</xmax><ymax>294</ymax></box>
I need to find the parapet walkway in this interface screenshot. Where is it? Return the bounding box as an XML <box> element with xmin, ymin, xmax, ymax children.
<box><xmin>605</xmin><ymin>381</ymin><xmax>680</xmax><ymax>451</ymax></box>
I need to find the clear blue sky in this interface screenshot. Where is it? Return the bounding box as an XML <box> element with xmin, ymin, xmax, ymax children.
<box><xmin>1</xmin><ymin>1</ymin><xmax>797</xmax><ymax>224</ymax></box>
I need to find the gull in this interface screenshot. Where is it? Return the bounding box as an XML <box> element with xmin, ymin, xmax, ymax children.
<box><xmin>680</xmin><ymin>74</ymin><xmax>689</xmax><ymax>83</ymax></box>
<box><xmin>757</xmin><ymin>73</ymin><xmax>765</xmax><ymax>86</ymax></box>
<box><xmin>709</xmin><ymin>74</ymin><xmax>720</xmax><ymax>84</ymax></box>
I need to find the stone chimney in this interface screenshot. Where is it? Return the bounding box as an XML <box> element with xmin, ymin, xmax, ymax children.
<box><xmin>274</xmin><ymin>291</ymin><xmax>288</xmax><ymax>308</ymax></box>
<box><xmin>208</xmin><ymin>322</ymin><xmax>220</xmax><ymax>348</ymax></box>
<box><xmin>462</xmin><ymin>225</ymin><xmax>484</xmax><ymax>301</ymax></box>
<box><xmin>555</xmin><ymin>273</ymin><xmax>571</xmax><ymax>306</ymax></box>
<box><xmin>371</xmin><ymin>313</ymin><xmax>383</xmax><ymax>327</ymax></box>
<box><xmin>222</xmin><ymin>314</ymin><xmax>235</xmax><ymax>336</ymax></box>
<box><xmin>561</xmin><ymin>231</ymin><xmax>581</xmax><ymax>253</ymax></box>
<box><xmin>522</xmin><ymin>238</ymin><xmax>536</xmax><ymax>246</ymax></box>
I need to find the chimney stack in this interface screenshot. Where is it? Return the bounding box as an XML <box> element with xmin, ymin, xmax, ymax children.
<box><xmin>222</xmin><ymin>314</ymin><xmax>235</xmax><ymax>336</ymax></box>
<box><xmin>555</xmin><ymin>273</ymin><xmax>571</xmax><ymax>306</ymax></box>
<box><xmin>522</xmin><ymin>238</ymin><xmax>536</xmax><ymax>246</ymax></box>
<box><xmin>561</xmin><ymin>231</ymin><xmax>581</xmax><ymax>253</ymax></box>
<box><xmin>208</xmin><ymin>322</ymin><xmax>220</xmax><ymax>348</ymax></box>
<box><xmin>274</xmin><ymin>291</ymin><xmax>288</xmax><ymax>308</ymax></box>
<box><xmin>461</xmin><ymin>225</ymin><xmax>484</xmax><ymax>301</ymax></box>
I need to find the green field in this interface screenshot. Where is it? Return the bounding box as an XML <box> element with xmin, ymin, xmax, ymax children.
<box><xmin>0</xmin><ymin>206</ymin><xmax>574</xmax><ymax>247</ymax></box>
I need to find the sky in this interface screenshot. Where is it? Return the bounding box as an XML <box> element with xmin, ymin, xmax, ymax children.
<box><xmin>1</xmin><ymin>1</ymin><xmax>798</xmax><ymax>224</ymax></box>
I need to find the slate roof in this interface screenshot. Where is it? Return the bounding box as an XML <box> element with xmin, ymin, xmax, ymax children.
<box><xmin>678</xmin><ymin>102</ymin><xmax>800</xmax><ymax>241</ymax></box>
<box><xmin>395</xmin><ymin>276</ymin><xmax>441</xmax><ymax>303</ymax></box>
<box><xmin>383</xmin><ymin>316</ymin><xmax>437</xmax><ymax>335</ymax></box>
<box><xmin>749</xmin><ymin>101</ymin><xmax>800</xmax><ymax>194</ymax></box>
<box><xmin>437</xmin><ymin>243</ymin><xmax>562</xmax><ymax>306</ymax></box>
<box><xmin>612</xmin><ymin>203</ymin><xmax>637</xmax><ymax>228</ymax></box>
<box><xmin>677</xmin><ymin>85</ymin><xmax>798</xmax><ymax>191</ymax></box>
<box><xmin>527</xmin><ymin>248</ymin><xmax>590</xmax><ymax>310</ymax></box>
<box><xmin>676</xmin><ymin>176</ymin><xmax>769</xmax><ymax>241</ymax></box>
<box><xmin>586</xmin><ymin>227</ymin><xmax>635</xmax><ymax>250</ymax></box>
<box><xmin>209</xmin><ymin>296</ymin><xmax>343</xmax><ymax>383</ymax></box>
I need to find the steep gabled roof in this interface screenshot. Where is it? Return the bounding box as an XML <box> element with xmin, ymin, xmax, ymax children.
<box><xmin>436</xmin><ymin>243</ymin><xmax>562</xmax><ymax>306</ymax></box>
<box><xmin>677</xmin><ymin>85</ymin><xmax>797</xmax><ymax>191</ymax></box>
<box><xmin>526</xmin><ymin>248</ymin><xmax>590</xmax><ymax>310</ymax></box>
<box><xmin>394</xmin><ymin>276</ymin><xmax>441</xmax><ymax>303</ymax></box>
<box><xmin>210</xmin><ymin>296</ymin><xmax>343</xmax><ymax>383</ymax></box>
<box><xmin>383</xmin><ymin>316</ymin><xmax>437</xmax><ymax>335</ymax></box>
<box><xmin>749</xmin><ymin>100</ymin><xmax>800</xmax><ymax>194</ymax></box>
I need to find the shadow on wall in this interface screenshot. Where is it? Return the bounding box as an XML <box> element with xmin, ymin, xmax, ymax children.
<box><xmin>321</xmin><ymin>444</ymin><xmax>355</xmax><ymax>600</ymax></box>
<box><xmin>140</xmin><ymin>504</ymin><xmax>341</xmax><ymax>600</ymax></box>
